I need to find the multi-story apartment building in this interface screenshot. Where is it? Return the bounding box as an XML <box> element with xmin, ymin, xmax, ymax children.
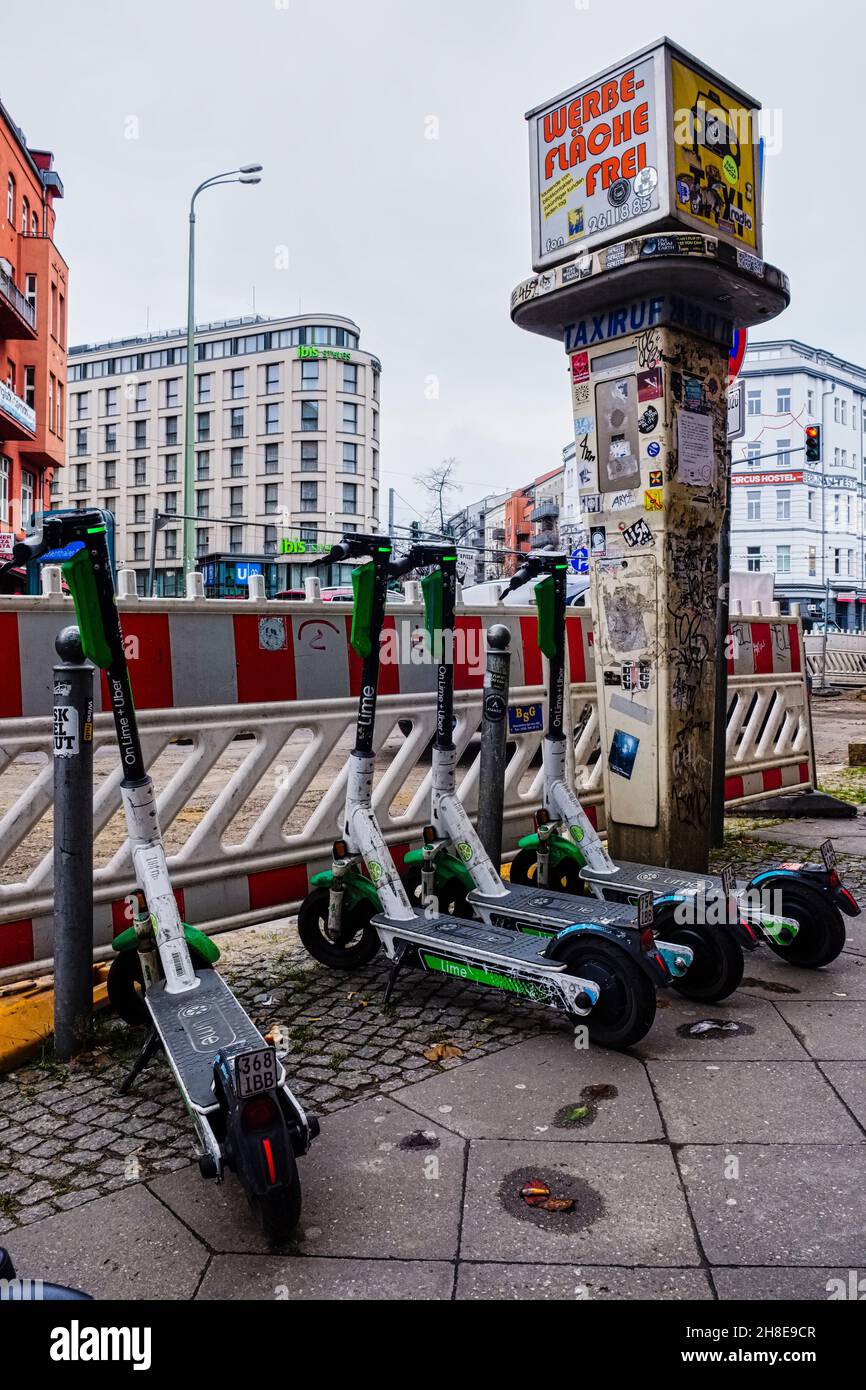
<box><xmin>731</xmin><ymin>340</ymin><xmax>866</xmax><ymax>629</ymax></box>
<box><xmin>0</xmin><ymin>98</ymin><xmax>67</xmax><ymax>590</ymax></box>
<box><xmin>445</xmin><ymin>490</ymin><xmax>509</xmax><ymax>584</ymax></box>
<box><xmin>57</xmin><ymin>312</ymin><xmax>381</xmax><ymax>595</ymax></box>
<box><xmin>484</xmin><ymin>494</ymin><xmax>508</xmax><ymax>579</ymax></box>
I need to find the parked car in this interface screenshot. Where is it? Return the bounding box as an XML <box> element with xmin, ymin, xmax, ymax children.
<box><xmin>275</xmin><ymin>588</ymin><xmax>306</xmax><ymax>600</ymax></box>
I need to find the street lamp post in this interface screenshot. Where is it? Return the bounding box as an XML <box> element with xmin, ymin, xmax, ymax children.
<box><xmin>182</xmin><ymin>164</ymin><xmax>263</xmax><ymax>577</ymax></box>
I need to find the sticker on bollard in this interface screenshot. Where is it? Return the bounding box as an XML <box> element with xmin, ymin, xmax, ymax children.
<box><xmin>53</xmin><ymin>703</ymin><xmax>79</xmax><ymax>757</ymax></box>
<box><xmin>509</xmin><ymin>703</ymin><xmax>544</xmax><ymax>733</ymax></box>
<box><xmin>484</xmin><ymin>691</ymin><xmax>507</xmax><ymax>722</ymax></box>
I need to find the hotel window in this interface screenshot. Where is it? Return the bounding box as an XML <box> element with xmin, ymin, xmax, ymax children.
<box><xmin>776</xmin><ymin>544</ymin><xmax>791</xmax><ymax>574</ymax></box>
<box><xmin>833</xmin><ymin>493</ymin><xmax>840</xmax><ymax>525</ymax></box>
<box><xmin>264</xmin><ymin>483</ymin><xmax>279</xmax><ymax>514</ymax></box>
<box><xmin>776</xmin><ymin>488</ymin><xmax>791</xmax><ymax>521</ymax></box>
<box><xmin>164</xmin><ymin>416</ymin><xmax>178</xmax><ymax>446</ymax></box>
<box><xmin>265</xmin><ymin>403</ymin><xmax>280</xmax><ymax>435</ymax></box>
<box><xmin>372</xmin><ymin>409</ymin><xmax>379</xmax><ymax>440</ymax></box>
<box><xmin>101</xmin><ymin>496</ymin><xmax>116</xmax><ymax>516</ymax></box>
<box><xmin>196</xmin><ymin>528</ymin><xmax>210</xmax><ymax>555</ymax></box>
<box><xmin>747</xmin><ymin>389</ymin><xmax>761</xmax><ymax>416</ymax></box>
<box><xmin>846</xmin><ymin>494</ymin><xmax>852</xmax><ymax>527</ymax></box>
<box><xmin>164</xmin><ymin>378</ymin><xmax>180</xmax><ymax>408</ymax></box>
<box><xmin>20</xmin><ymin>471</ymin><xmax>34</xmax><ymax>528</ymax></box>
<box><xmin>163</xmin><ymin>492</ymin><xmax>178</xmax><ymax>516</ymax></box>
<box><xmin>264</xmin><ymin>363</ymin><xmax>280</xmax><ymax>394</ymax></box>
<box><xmin>264</xmin><ymin>443</ymin><xmax>279</xmax><ymax>474</ymax></box>
<box><xmin>808</xmin><ymin>546</ymin><xmax>817</xmax><ymax>577</ymax></box>
<box><xmin>300</xmin><ymin>481</ymin><xmax>318</xmax><ymax>512</ymax></box>
<box><xmin>163</xmin><ymin>455</ymin><xmax>178</xmax><ymax>485</ymax></box>
<box><xmin>196</xmin><ymin>412</ymin><xmax>211</xmax><ymax>443</ymax></box>
<box><xmin>807</xmin><ymin>388</ymin><xmax>815</xmax><ymax>415</ymax></box>
<box><xmin>229</xmin><ymin>486</ymin><xmax>244</xmax><ymax>517</ymax></box>
<box><xmin>834</xmin><ymin>397</ymin><xmax>841</xmax><ymax>423</ymax></box>
<box><xmin>24</xmin><ymin>367</ymin><xmax>35</xmax><ymax>410</ymax></box>
<box><xmin>372</xmin><ymin>449</ymin><xmax>379</xmax><ymax>478</ymax></box>
<box><xmin>341</xmin><ymin>482</ymin><xmax>358</xmax><ymax>513</ymax></box>
<box><xmin>133</xmin><ymin>534</ymin><xmax>146</xmax><ymax>561</ymax></box>
<box><xmin>301</xmin><ymin>441</ymin><xmax>318</xmax><ymax>471</ymax></box>
<box><xmin>372</xmin><ymin>369</ymin><xmax>380</xmax><ymax>401</ymax></box>
<box><xmin>6</xmin><ymin>173</ymin><xmax>14</xmax><ymax>223</ymax></box>
<box><xmin>776</xmin><ymin>438</ymin><xmax>791</xmax><ymax>467</ymax></box>
<box><xmin>75</xmin><ymin>429</ymin><xmax>88</xmax><ymax>456</ymax></box>
<box><xmin>342</xmin><ymin>362</ymin><xmax>358</xmax><ymax>393</ymax></box>
<box><xmin>134</xmin><ymin>383</ymin><xmax>148</xmax><ymax>412</ymax></box>
<box><xmin>229</xmin><ymin>368</ymin><xmax>246</xmax><ymax>400</ymax></box>
<box><xmin>133</xmin><ymin>496</ymin><xmax>147</xmax><ymax>524</ymax></box>
<box><xmin>833</xmin><ymin>548</ymin><xmax>841</xmax><ymax>575</ymax></box>
<box><xmin>229</xmin><ymin>527</ymin><xmax>243</xmax><ymax>555</ymax></box>
<box><xmin>133</xmin><ymin>458</ymin><xmax>147</xmax><ymax>486</ymax></box>
<box><xmin>74</xmin><ymin>393</ymin><xmax>90</xmax><ymax>419</ymax></box>
<box><xmin>301</xmin><ymin>360</ymin><xmax>319</xmax><ymax>388</ymax></box>
<box><xmin>196</xmin><ymin>374</ymin><xmax>213</xmax><ymax>404</ymax></box>
<box><xmin>301</xmin><ymin>400</ymin><xmax>319</xmax><ymax>431</ymax></box>
<box><xmin>264</xmin><ymin>525</ymin><xmax>277</xmax><ymax>555</ymax></box>
<box><xmin>747</xmin><ymin>546</ymin><xmax>761</xmax><ymax>572</ymax></box>
<box><xmin>163</xmin><ymin>531</ymin><xmax>178</xmax><ymax>559</ymax></box>
<box><xmin>196</xmin><ymin>489</ymin><xmax>211</xmax><ymax>519</ymax></box>
<box><xmin>300</xmin><ymin>525</ymin><xmax>318</xmax><ymax>545</ymax></box>
<box><xmin>104</xmin><ymin>461</ymin><xmax>117</xmax><ymax>489</ymax></box>
<box><xmin>230</xmin><ymin>447</ymin><xmax>244</xmax><ymax>477</ymax></box>
<box><xmin>342</xmin><ymin>402</ymin><xmax>359</xmax><ymax>433</ymax></box>
<box><xmin>196</xmin><ymin>451</ymin><xmax>211</xmax><ymax>481</ymax></box>
<box><xmin>342</xmin><ymin>443</ymin><xmax>358</xmax><ymax>474</ymax></box>
<box><xmin>745</xmin><ymin>442</ymin><xmax>761</xmax><ymax>466</ymax></box>
<box><xmin>230</xmin><ymin>407</ymin><xmax>245</xmax><ymax>438</ymax></box>
<box><xmin>746</xmin><ymin>489</ymin><xmax>761</xmax><ymax>521</ymax></box>
<box><xmin>847</xmin><ymin>549</ymin><xmax>853</xmax><ymax>575</ymax></box>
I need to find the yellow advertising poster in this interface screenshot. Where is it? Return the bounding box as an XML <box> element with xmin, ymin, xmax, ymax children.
<box><xmin>670</xmin><ymin>57</ymin><xmax>758</xmax><ymax>251</ymax></box>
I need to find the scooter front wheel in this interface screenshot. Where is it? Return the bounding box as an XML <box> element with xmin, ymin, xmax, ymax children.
<box><xmin>559</xmin><ymin>938</ymin><xmax>656</xmax><ymax>1050</ymax></box>
<box><xmin>107</xmin><ymin>945</ymin><xmax>213</xmax><ymax>1027</ymax></box>
<box><xmin>297</xmin><ymin>887</ymin><xmax>381</xmax><ymax>969</ymax></box>
<box><xmin>764</xmin><ymin>882</ymin><xmax>846</xmax><ymax>969</ymax></box>
<box><xmin>662</xmin><ymin>921</ymin><xmax>744</xmax><ymax>1003</ymax></box>
<box><xmin>509</xmin><ymin>847</ymin><xmax>586</xmax><ymax>895</ymax></box>
<box><xmin>402</xmin><ymin>864</ymin><xmax>474</xmax><ymax>919</ymax></box>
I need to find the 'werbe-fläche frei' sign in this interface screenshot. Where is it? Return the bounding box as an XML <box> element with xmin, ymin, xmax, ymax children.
<box><xmin>526</xmin><ymin>38</ymin><xmax>762</xmax><ymax>270</ymax></box>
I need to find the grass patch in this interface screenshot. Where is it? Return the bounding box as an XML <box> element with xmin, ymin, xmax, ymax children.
<box><xmin>819</xmin><ymin>768</ymin><xmax>866</xmax><ymax>806</ymax></box>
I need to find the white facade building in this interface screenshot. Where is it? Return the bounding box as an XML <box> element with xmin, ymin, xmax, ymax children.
<box><xmin>732</xmin><ymin>339</ymin><xmax>866</xmax><ymax>629</ymax></box>
<box><xmin>56</xmin><ymin>312</ymin><xmax>381</xmax><ymax>594</ymax></box>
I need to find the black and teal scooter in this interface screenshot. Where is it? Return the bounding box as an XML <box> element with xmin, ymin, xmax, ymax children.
<box><xmin>8</xmin><ymin>510</ymin><xmax>318</xmax><ymax>1241</ymax></box>
<box><xmin>506</xmin><ymin>551</ymin><xmax>859</xmax><ymax>974</ymax></box>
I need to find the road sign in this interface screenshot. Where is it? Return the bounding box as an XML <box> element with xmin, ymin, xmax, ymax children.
<box><xmin>570</xmin><ymin>545</ymin><xmax>589</xmax><ymax>574</ymax></box>
<box><xmin>726</xmin><ymin>380</ymin><xmax>745</xmax><ymax>440</ymax></box>
<box><xmin>508</xmin><ymin>703</ymin><xmax>544</xmax><ymax>734</ymax></box>
<box><xmin>729</xmin><ymin>326</ymin><xmax>747</xmax><ymax>382</ymax></box>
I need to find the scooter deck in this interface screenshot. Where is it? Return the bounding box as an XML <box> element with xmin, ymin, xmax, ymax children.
<box><xmin>147</xmin><ymin>970</ymin><xmax>270</xmax><ymax>1112</ymax></box>
<box><xmin>581</xmin><ymin>861</ymin><xmax>730</xmax><ymax>897</ymax></box>
<box><xmin>468</xmin><ymin>881</ymin><xmax>634</xmax><ymax>930</ymax></box>
<box><xmin>371</xmin><ymin>910</ymin><xmax>568</xmax><ymax>972</ymax></box>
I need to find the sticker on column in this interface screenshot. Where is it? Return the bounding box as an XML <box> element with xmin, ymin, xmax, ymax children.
<box><xmin>677</xmin><ymin>409</ymin><xmax>716</xmax><ymax>486</ymax></box>
<box><xmin>638</xmin><ymin>405</ymin><xmax>659</xmax><ymax>433</ymax></box>
<box><xmin>620</xmin><ymin>517</ymin><xmax>654</xmax><ymax>548</ymax></box>
<box><xmin>608</xmin><ymin>729</ymin><xmax>639</xmax><ymax>780</ymax></box>
<box><xmin>53</xmin><ymin>704</ymin><xmax>79</xmax><ymax>757</ymax></box>
<box><xmin>648</xmin><ymin>468</ymin><xmax>663</xmax><ymax>487</ymax></box>
<box><xmin>590</xmin><ymin>525</ymin><xmax>607</xmax><ymax>559</ymax></box>
<box><xmin>638</xmin><ymin>368</ymin><xmax>663</xmax><ymax>401</ymax></box>
<box><xmin>581</xmin><ymin>492</ymin><xmax>602</xmax><ymax>513</ymax></box>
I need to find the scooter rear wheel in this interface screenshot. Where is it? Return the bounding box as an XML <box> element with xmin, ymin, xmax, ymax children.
<box><xmin>509</xmin><ymin>847</ymin><xmax>587</xmax><ymax>895</ymax></box>
<box><xmin>661</xmin><ymin>921</ymin><xmax>744</xmax><ymax>1003</ymax></box>
<box><xmin>402</xmin><ymin>864</ymin><xmax>474</xmax><ymax>919</ymax></box>
<box><xmin>558</xmin><ymin>938</ymin><xmax>656</xmax><ymax>1049</ymax></box>
<box><xmin>763</xmin><ymin>882</ymin><xmax>846</xmax><ymax>969</ymax></box>
<box><xmin>248</xmin><ymin>1156</ymin><xmax>302</xmax><ymax>1244</ymax></box>
<box><xmin>297</xmin><ymin>887</ymin><xmax>381</xmax><ymax>969</ymax></box>
<box><xmin>106</xmin><ymin>946</ymin><xmax>213</xmax><ymax>1027</ymax></box>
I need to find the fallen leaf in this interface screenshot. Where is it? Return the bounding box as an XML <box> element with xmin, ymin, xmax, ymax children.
<box><xmin>541</xmin><ymin>1197</ymin><xmax>575</xmax><ymax>1213</ymax></box>
<box><xmin>423</xmin><ymin>1042</ymin><xmax>463</xmax><ymax>1062</ymax></box>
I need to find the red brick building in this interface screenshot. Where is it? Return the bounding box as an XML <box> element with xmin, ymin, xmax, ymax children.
<box><xmin>0</xmin><ymin>98</ymin><xmax>67</xmax><ymax>587</ymax></box>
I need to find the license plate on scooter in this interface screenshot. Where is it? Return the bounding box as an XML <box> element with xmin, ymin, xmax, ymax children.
<box><xmin>234</xmin><ymin>1047</ymin><xmax>278</xmax><ymax>1098</ymax></box>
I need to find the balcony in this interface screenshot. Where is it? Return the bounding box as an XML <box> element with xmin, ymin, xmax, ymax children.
<box><xmin>491</xmin><ymin>527</ymin><xmax>506</xmax><ymax>541</ymax></box>
<box><xmin>0</xmin><ymin>266</ymin><xmax>37</xmax><ymax>340</ymax></box>
<box><xmin>531</xmin><ymin>530</ymin><xmax>561</xmax><ymax>549</ymax></box>
<box><xmin>0</xmin><ymin>380</ymin><xmax>36</xmax><ymax>441</ymax></box>
<box><xmin>531</xmin><ymin>499</ymin><xmax>559</xmax><ymax>522</ymax></box>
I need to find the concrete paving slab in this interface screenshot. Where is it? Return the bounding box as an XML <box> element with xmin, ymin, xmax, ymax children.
<box><xmin>636</xmin><ymin>995</ymin><xmax>808</xmax><ymax>1061</ymax></box>
<box><xmin>197</xmin><ymin>1255</ymin><xmax>454</xmax><ymax>1300</ymax></box>
<box><xmin>461</xmin><ymin>1140</ymin><xmax>700</xmax><ymax>1266</ymax></box>
<box><xmin>713</xmin><ymin>1266</ymin><xmax>864</xmax><ymax>1300</ymax></box>
<box><xmin>2</xmin><ymin>1183</ymin><xmax>208</xmax><ymax>1299</ymax></box>
<box><xmin>456</xmin><ymin>1262</ymin><xmax>712</xmax><ymax>1300</ymax></box>
<box><xmin>819</xmin><ymin>1061</ymin><xmax>866</xmax><ymax>1129</ymax></box>
<box><xmin>677</xmin><ymin>1144</ymin><xmax>866</xmax><ymax>1266</ymax></box>
<box><xmin>776</xmin><ymin>1000</ymin><xmax>866</xmax><ymax>1059</ymax></box>
<box><xmin>647</xmin><ymin>1061</ymin><xmax>863</xmax><ymax>1144</ymax></box>
<box><xmin>745</xmin><ymin>817</ymin><xmax>866</xmax><ymax>855</ymax></box>
<box><xmin>738</xmin><ymin>951</ymin><xmax>866</xmax><ymax>1000</ymax></box>
<box><xmin>151</xmin><ymin>1096</ymin><xmax>464</xmax><ymax>1259</ymax></box>
<box><xmin>394</xmin><ymin>1035</ymin><xmax>663</xmax><ymax>1142</ymax></box>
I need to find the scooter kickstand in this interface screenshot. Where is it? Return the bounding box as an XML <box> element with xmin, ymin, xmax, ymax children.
<box><xmin>383</xmin><ymin>943</ymin><xmax>411</xmax><ymax>1007</ymax></box>
<box><xmin>119</xmin><ymin>1027</ymin><xmax>162</xmax><ymax>1095</ymax></box>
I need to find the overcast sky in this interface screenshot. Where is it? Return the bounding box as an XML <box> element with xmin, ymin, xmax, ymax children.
<box><xmin>4</xmin><ymin>0</ymin><xmax>860</xmax><ymax>528</ymax></box>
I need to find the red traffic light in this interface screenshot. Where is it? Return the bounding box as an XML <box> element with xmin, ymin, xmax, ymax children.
<box><xmin>805</xmin><ymin>425</ymin><xmax>821</xmax><ymax>463</ymax></box>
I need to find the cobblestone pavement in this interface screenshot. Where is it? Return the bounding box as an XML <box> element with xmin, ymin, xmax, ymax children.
<box><xmin>1</xmin><ymin>824</ymin><xmax>864</xmax><ymax>1244</ymax></box>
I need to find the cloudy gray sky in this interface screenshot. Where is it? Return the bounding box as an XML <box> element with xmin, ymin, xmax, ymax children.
<box><xmin>4</xmin><ymin>0</ymin><xmax>859</xmax><ymax>528</ymax></box>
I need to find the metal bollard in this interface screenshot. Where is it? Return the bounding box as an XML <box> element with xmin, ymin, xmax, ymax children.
<box><xmin>52</xmin><ymin>626</ymin><xmax>94</xmax><ymax>1060</ymax></box>
<box><xmin>477</xmin><ymin>624</ymin><xmax>511</xmax><ymax>867</ymax></box>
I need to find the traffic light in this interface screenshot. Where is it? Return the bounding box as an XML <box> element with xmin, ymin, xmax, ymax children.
<box><xmin>410</xmin><ymin>520</ymin><xmax>420</xmax><ymax>540</ymax></box>
<box><xmin>805</xmin><ymin>424</ymin><xmax>821</xmax><ymax>463</ymax></box>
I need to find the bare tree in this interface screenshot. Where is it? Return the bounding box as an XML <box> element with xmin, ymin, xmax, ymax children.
<box><xmin>419</xmin><ymin>457</ymin><xmax>462</xmax><ymax>534</ymax></box>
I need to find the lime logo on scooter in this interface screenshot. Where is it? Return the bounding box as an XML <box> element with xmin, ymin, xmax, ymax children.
<box><xmin>421</xmin><ymin>952</ymin><xmax>550</xmax><ymax>1001</ymax></box>
<box><xmin>569</xmin><ymin>825</ymin><xmax>585</xmax><ymax>843</ymax></box>
<box><xmin>455</xmin><ymin>842</ymin><xmax>473</xmax><ymax>863</ymax></box>
<box><xmin>367</xmin><ymin>860</ymin><xmax>384</xmax><ymax>884</ymax></box>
